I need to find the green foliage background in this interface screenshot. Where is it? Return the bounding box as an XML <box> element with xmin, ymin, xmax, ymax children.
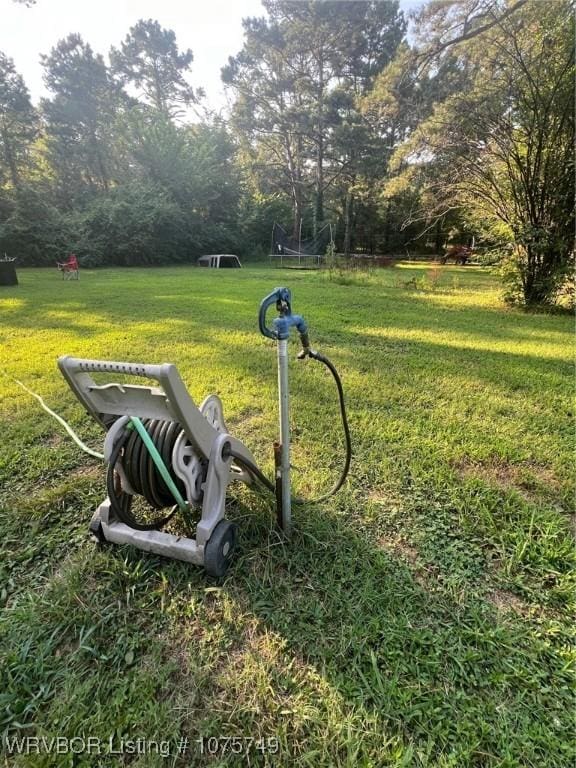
<box><xmin>0</xmin><ymin>1</ymin><xmax>573</xmax><ymax>304</ymax></box>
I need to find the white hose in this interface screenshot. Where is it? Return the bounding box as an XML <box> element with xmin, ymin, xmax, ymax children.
<box><xmin>13</xmin><ymin>378</ymin><xmax>104</xmax><ymax>460</ymax></box>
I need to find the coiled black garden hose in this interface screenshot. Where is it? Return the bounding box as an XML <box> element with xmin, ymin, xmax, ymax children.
<box><xmin>106</xmin><ymin>419</ymin><xmax>181</xmax><ymax>531</ymax></box>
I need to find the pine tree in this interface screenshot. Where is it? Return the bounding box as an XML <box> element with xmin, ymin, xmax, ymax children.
<box><xmin>110</xmin><ymin>20</ymin><xmax>201</xmax><ymax>117</ymax></box>
<box><xmin>41</xmin><ymin>34</ymin><xmax>122</xmax><ymax>198</ymax></box>
<box><xmin>0</xmin><ymin>52</ymin><xmax>37</xmax><ymax>189</ymax></box>
<box><xmin>225</xmin><ymin>1</ymin><xmax>405</xmax><ymax>247</ymax></box>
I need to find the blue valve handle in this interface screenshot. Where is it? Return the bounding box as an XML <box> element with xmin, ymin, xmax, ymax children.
<box><xmin>258</xmin><ymin>287</ymin><xmax>309</xmax><ymax>347</ymax></box>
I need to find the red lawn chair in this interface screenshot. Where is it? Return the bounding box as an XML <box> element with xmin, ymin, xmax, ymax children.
<box><xmin>57</xmin><ymin>254</ymin><xmax>79</xmax><ymax>280</ymax></box>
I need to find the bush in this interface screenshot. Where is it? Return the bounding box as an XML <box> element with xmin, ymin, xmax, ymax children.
<box><xmin>0</xmin><ymin>187</ymin><xmax>69</xmax><ymax>266</ymax></box>
<box><xmin>501</xmin><ymin>242</ymin><xmax>573</xmax><ymax>308</ymax></box>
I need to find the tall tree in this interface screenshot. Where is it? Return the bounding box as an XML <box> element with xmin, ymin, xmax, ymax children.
<box><xmin>115</xmin><ymin>107</ymin><xmax>241</xmax><ymax>255</ymax></box>
<box><xmin>223</xmin><ymin>14</ymin><xmax>309</xmax><ymax>238</ymax></box>
<box><xmin>362</xmin><ymin>43</ymin><xmax>471</xmax><ymax>254</ymax></box>
<box><xmin>411</xmin><ymin>0</ymin><xmax>528</xmax><ymax>67</ymax></box>
<box><xmin>0</xmin><ymin>52</ymin><xmax>37</xmax><ymax>189</ymax></box>
<box><xmin>224</xmin><ymin>1</ymin><xmax>405</xmax><ymax>246</ymax></box>
<box><xmin>41</xmin><ymin>34</ymin><xmax>122</xmax><ymax>198</ymax></box>
<box><xmin>386</xmin><ymin>0</ymin><xmax>574</xmax><ymax>304</ymax></box>
<box><xmin>110</xmin><ymin>20</ymin><xmax>201</xmax><ymax>117</ymax></box>
<box><xmin>262</xmin><ymin>0</ymin><xmax>404</xmax><ymax>240</ymax></box>
<box><xmin>325</xmin><ymin>1</ymin><xmax>405</xmax><ymax>252</ymax></box>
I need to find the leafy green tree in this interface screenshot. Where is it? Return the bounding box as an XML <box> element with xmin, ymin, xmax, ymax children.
<box><xmin>261</xmin><ymin>0</ymin><xmax>354</xmax><ymax>235</ymax></box>
<box><xmin>41</xmin><ymin>34</ymin><xmax>122</xmax><ymax>199</ymax></box>
<box><xmin>0</xmin><ymin>185</ymin><xmax>69</xmax><ymax>265</ymax></box>
<box><xmin>388</xmin><ymin>0</ymin><xmax>574</xmax><ymax>304</ymax></box>
<box><xmin>0</xmin><ymin>52</ymin><xmax>37</xmax><ymax>189</ymax></box>
<box><xmin>117</xmin><ymin>109</ymin><xmax>190</xmax><ymax>195</ymax></box>
<box><xmin>237</xmin><ymin>191</ymin><xmax>292</xmax><ymax>257</ymax></box>
<box><xmin>225</xmin><ymin>1</ymin><xmax>405</xmax><ymax>248</ymax></box>
<box><xmin>223</xmin><ymin>13</ymin><xmax>309</xmax><ymax>238</ymax></box>
<box><xmin>115</xmin><ymin>108</ymin><xmax>241</xmax><ymax>257</ymax></box>
<box><xmin>67</xmin><ymin>181</ymin><xmax>186</xmax><ymax>266</ymax></box>
<box><xmin>0</xmin><ymin>22</ymin><xmax>243</xmax><ymax>266</ymax></box>
<box><xmin>359</xmin><ymin>44</ymin><xmax>421</xmax><ymax>251</ymax></box>
<box><xmin>110</xmin><ymin>20</ymin><xmax>201</xmax><ymax>117</ymax></box>
<box><xmin>364</xmin><ymin>42</ymin><xmax>475</xmax><ymax>254</ymax></box>
<box><xmin>411</xmin><ymin>0</ymin><xmax>528</xmax><ymax>67</ymax></box>
<box><xmin>263</xmin><ymin>1</ymin><xmax>404</xmax><ymax>247</ymax></box>
<box><xmin>324</xmin><ymin>2</ymin><xmax>405</xmax><ymax>254</ymax></box>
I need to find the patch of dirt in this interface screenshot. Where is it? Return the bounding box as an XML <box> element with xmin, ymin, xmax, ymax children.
<box><xmin>453</xmin><ymin>458</ymin><xmax>560</xmax><ymax>499</ymax></box>
<box><xmin>224</xmin><ymin>621</ymin><xmax>282</xmax><ymax>669</ymax></box>
<box><xmin>377</xmin><ymin>535</ymin><xmax>419</xmax><ymax>566</ymax></box>
<box><xmin>368</xmin><ymin>490</ymin><xmax>390</xmax><ymax>504</ymax></box>
<box><xmin>376</xmin><ymin>535</ymin><xmax>439</xmax><ymax>589</ymax></box>
<box><xmin>69</xmin><ymin>464</ymin><xmax>101</xmax><ymax>481</ymax></box>
<box><xmin>367</xmin><ymin>488</ymin><xmax>406</xmax><ymax>508</ymax></box>
<box><xmin>486</xmin><ymin>588</ymin><xmax>528</xmax><ymax>615</ymax></box>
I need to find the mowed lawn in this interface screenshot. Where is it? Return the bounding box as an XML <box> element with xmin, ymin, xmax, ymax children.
<box><xmin>0</xmin><ymin>264</ymin><xmax>573</xmax><ymax>767</ymax></box>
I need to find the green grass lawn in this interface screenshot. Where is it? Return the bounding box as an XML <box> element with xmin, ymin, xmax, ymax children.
<box><xmin>0</xmin><ymin>264</ymin><xmax>573</xmax><ymax>767</ymax></box>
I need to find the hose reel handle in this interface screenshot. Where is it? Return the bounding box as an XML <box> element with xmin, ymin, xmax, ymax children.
<box><xmin>59</xmin><ymin>356</ymin><xmax>169</xmax><ymax>382</ymax></box>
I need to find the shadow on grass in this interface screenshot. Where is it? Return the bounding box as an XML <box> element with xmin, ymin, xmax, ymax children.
<box><xmin>210</xmin><ymin>496</ymin><xmax>573</xmax><ymax>766</ymax></box>
<box><xmin>3</xmin><ymin>266</ymin><xmax>572</xmax><ymax>359</ymax></box>
<box><xmin>2</xmin><ymin>491</ymin><xmax>571</xmax><ymax>767</ymax></box>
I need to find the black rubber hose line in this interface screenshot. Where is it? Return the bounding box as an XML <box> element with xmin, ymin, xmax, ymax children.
<box><xmin>231</xmin><ymin>349</ymin><xmax>351</xmax><ymax>505</ymax></box>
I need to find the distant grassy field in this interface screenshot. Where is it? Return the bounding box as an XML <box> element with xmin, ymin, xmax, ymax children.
<box><xmin>0</xmin><ymin>264</ymin><xmax>573</xmax><ymax>767</ymax></box>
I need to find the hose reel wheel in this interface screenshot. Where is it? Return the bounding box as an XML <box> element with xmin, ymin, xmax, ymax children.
<box><xmin>203</xmin><ymin>519</ymin><xmax>237</xmax><ymax>578</ymax></box>
<box><xmin>89</xmin><ymin>513</ymin><xmax>107</xmax><ymax>544</ymax></box>
<box><xmin>200</xmin><ymin>394</ymin><xmax>229</xmax><ymax>433</ymax></box>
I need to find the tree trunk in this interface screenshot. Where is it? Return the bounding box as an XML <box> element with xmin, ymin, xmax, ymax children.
<box><xmin>283</xmin><ymin>133</ymin><xmax>302</xmax><ymax>240</ymax></box>
<box><xmin>91</xmin><ymin>132</ymin><xmax>109</xmax><ymax>191</ymax></box>
<box><xmin>1</xmin><ymin>122</ymin><xmax>20</xmax><ymax>189</ymax></box>
<box><xmin>314</xmin><ymin>137</ymin><xmax>324</xmax><ymax>237</ymax></box>
<box><xmin>383</xmin><ymin>200</ymin><xmax>392</xmax><ymax>252</ymax></box>
<box><xmin>313</xmin><ymin>52</ymin><xmax>324</xmax><ymax>237</ymax></box>
<box><xmin>434</xmin><ymin>217</ymin><xmax>444</xmax><ymax>253</ymax></box>
<box><xmin>343</xmin><ymin>190</ymin><xmax>353</xmax><ymax>257</ymax></box>
<box><xmin>293</xmin><ymin>185</ymin><xmax>303</xmax><ymax>242</ymax></box>
<box><xmin>152</xmin><ymin>59</ymin><xmax>166</xmax><ymax>114</ymax></box>
<box><xmin>522</xmin><ymin>245</ymin><xmax>561</xmax><ymax>304</ymax></box>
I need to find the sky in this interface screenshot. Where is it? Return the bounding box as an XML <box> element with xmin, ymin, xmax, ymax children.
<box><xmin>0</xmin><ymin>0</ymin><xmax>424</xmax><ymax>114</ymax></box>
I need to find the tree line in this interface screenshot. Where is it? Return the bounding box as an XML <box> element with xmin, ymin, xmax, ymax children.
<box><xmin>1</xmin><ymin>0</ymin><xmax>573</xmax><ymax>305</ymax></box>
